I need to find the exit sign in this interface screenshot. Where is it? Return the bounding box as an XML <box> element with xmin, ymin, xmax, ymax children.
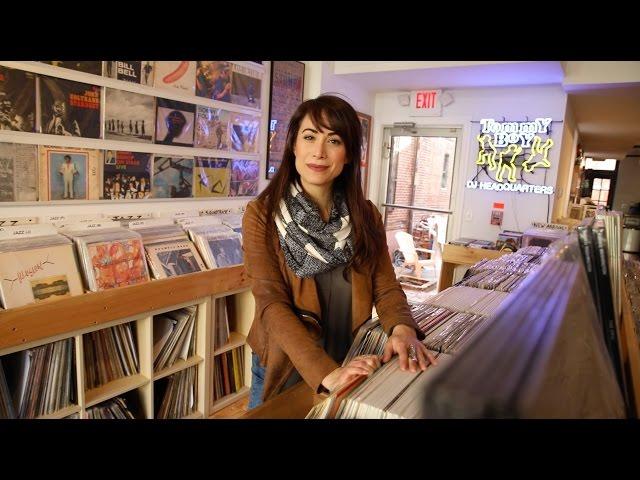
<box><xmin>410</xmin><ymin>89</ymin><xmax>442</xmax><ymax>116</ymax></box>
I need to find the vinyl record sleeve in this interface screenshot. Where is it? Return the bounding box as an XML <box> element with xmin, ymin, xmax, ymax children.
<box><xmin>38</xmin><ymin>145</ymin><xmax>101</xmax><ymax>200</ymax></box>
<box><xmin>104</xmin><ymin>88</ymin><xmax>155</xmax><ymax>143</ymax></box>
<box><xmin>153</xmin><ymin>61</ymin><xmax>196</xmax><ymax>95</ymax></box>
<box><xmin>145</xmin><ymin>240</ymin><xmax>207</xmax><ymax>279</ymax></box>
<box><xmin>0</xmin><ymin>243</ymin><xmax>83</xmax><ymax>309</ymax></box>
<box><xmin>0</xmin><ymin>142</ymin><xmax>38</xmax><ymax>201</ymax></box>
<box><xmin>39</xmin><ymin>76</ymin><xmax>101</xmax><ymax>139</ymax></box>
<box><xmin>0</xmin><ymin>65</ymin><xmax>36</xmax><ymax>132</ymax></box>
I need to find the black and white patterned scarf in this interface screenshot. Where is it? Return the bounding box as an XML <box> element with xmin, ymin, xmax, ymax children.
<box><xmin>275</xmin><ymin>181</ymin><xmax>353</xmax><ymax>278</ymax></box>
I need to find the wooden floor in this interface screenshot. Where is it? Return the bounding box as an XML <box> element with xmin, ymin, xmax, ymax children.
<box><xmin>209</xmin><ymin>395</ymin><xmax>250</xmax><ymax>419</ymax></box>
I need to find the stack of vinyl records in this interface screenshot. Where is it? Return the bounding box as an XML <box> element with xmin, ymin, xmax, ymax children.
<box><xmin>423</xmin><ymin>233</ymin><xmax>626</xmax><ymax>418</ymax></box>
<box><xmin>3</xmin><ymin>338</ymin><xmax>76</xmax><ymax>418</ymax></box>
<box><xmin>213</xmin><ymin>297</ymin><xmax>231</xmax><ymax>350</ymax></box>
<box><xmin>0</xmin><ymin>358</ymin><xmax>16</xmax><ymax>419</ymax></box>
<box><xmin>156</xmin><ymin>365</ymin><xmax>198</xmax><ymax>419</ymax></box>
<box><xmin>602</xmin><ymin>211</ymin><xmax>623</xmax><ymax>321</ymax></box>
<box><xmin>213</xmin><ymin>346</ymin><xmax>245</xmax><ymax>401</ymax></box>
<box><xmin>65</xmin><ymin>228</ymin><xmax>150</xmax><ymax>291</ymax></box>
<box><xmin>576</xmin><ymin>216</ymin><xmax>624</xmax><ymax>392</ymax></box>
<box><xmin>188</xmin><ymin>225</ymin><xmax>243</xmax><ymax>269</ymax></box>
<box><xmin>83</xmin><ymin>322</ymin><xmax>139</xmax><ymax>390</ymax></box>
<box><xmin>623</xmin><ymin>257</ymin><xmax>640</xmax><ymax>338</ymax></box>
<box><xmin>306</xmin><ymin>352</ymin><xmax>454</xmax><ymax>419</ymax></box>
<box><xmin>343</xmin><ymin>317</ymin><xmax>388</xmax><ymax>364</ymax></box>
<box><xmin>138</xmin><ymin>224</ymin><xmax>207</xmax><ymax>279</ymax></box>
<box><xmin>86</xmin><ymin>396</ymin><xmax>136</xmax><ymax>419</ymax></box>
<box><xmin>0</xmin><ymin>234</ymin><xmax>84</xmax><ymax>308</ymax></box>
<box><xmin>153</xmin><ymin>306</ymin><xmax>197</xmax><ymax>372</ymax></box>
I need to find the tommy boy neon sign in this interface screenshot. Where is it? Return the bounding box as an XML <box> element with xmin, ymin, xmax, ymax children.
<box><xmin>466</xmin><ymin>117</ymin><xmax>555</xmax><ymax>195</ymax></box>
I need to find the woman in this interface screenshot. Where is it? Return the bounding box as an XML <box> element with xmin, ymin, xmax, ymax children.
<box><xmin>243</xmin><ymin>94</ymin><xmax>436</xmax><ymax>409</ymax></box>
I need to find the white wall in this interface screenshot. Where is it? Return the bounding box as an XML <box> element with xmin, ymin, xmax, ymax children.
<box><xmin>369</xmin><ymin>85</ymin><xmax>568</xmax><ymax>242</ymax></box>
<box><xmin>552</xmin><ymin>101</ymin><xmax>579</xmax><ymax>220</ymax></box>
<box><xmin>613</xmin><ymin>158</ymin><xmax>640</xmax><ymax>212</ymax></box>
<box><xmin>302</xmin><ymin>61</ymin><xmax>374</xmax><ymax>115</ymax></box>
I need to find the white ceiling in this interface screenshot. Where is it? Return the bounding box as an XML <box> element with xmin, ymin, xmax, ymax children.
<box><xmin>568</xmin><ymin>85</ymin><xmax>640</xmax><ymax>161</ymax></box>
<box><xmin>333</xmin><ymin>61</ymin><xmax>640</xmax><ymax>162</ymax></box>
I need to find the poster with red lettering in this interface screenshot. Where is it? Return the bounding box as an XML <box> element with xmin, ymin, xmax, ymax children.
<box><xmin>39</xmin><ymin>76</ymin><xmax>102</xmax><ymax>139</ymax></box>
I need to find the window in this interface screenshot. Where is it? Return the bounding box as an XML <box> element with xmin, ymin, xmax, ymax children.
<box><xmin>440</xmin><ymin>153</ymin><xmax>450</xmax><ymax>189</ymax></box>
<box><xmin>591</xmin><ymin>178</ymin><xmax>610</xmax><ymax>206</ymax></box>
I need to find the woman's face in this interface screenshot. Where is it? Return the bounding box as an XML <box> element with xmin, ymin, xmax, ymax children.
<box><xmin>294</xmin><ymin>114</ymin><xmax>348</xmax><ymax>190</ymax></box>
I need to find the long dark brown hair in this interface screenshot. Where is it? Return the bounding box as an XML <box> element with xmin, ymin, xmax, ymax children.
<box><xmin>258</xmin><ymin>94</ymin><xmax>384</xmax><ymax>273</ymax></box>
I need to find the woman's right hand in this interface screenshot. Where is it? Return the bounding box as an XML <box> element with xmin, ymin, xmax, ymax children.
<box><xmin>321</xmin><ymin>355</ymin><xmax>381</xmax><ymax>392</ymax></box>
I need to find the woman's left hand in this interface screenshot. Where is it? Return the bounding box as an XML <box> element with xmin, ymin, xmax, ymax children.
<box><xmin>382</xmin><ymin>324</ymin><xmax>438</xmax><ymax>373</ymax></box>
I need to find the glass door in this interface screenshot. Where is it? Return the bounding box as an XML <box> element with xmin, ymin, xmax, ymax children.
<box><xmin>380</xmin><ymin>125</ymin><xmax>461</xmax><ymax>268</ymax></box>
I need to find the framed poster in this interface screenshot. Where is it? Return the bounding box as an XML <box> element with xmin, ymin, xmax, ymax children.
<box><xmin>266</xmin><ymin>61</ymin><xmax>305</xmax><ymax>179</ymax></box>
<box><xmin>357</xmin><ymin>111</ymin><xmax>372</xmax><ymax>196</ymax></box>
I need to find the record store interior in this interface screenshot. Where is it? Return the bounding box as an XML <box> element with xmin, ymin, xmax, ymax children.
<box><xmin>1</xmin><ymin>60</ymin><xmax>640</xmax><ymax>420</ymax></box>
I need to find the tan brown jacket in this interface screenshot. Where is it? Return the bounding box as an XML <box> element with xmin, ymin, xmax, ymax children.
<box><xmin>243</xmin><ymin>197</ymin><xmax>422</xmax><ymax>402</ymax></box>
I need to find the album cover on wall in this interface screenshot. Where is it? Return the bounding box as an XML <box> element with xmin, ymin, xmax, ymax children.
<box><xmin>153</xmin><ymin>61</ymin><xmax>196</xmax><ymax>95</ymax></box>
<box><xmin>104</xmin><ymin>61</ymin><xmax>142</xmax><ymax>83</ymax></box>
<box><xmin>230</xmin><ymin>159</ymin><xmax>259</xmax><ymax>197</ymax></box>
<box><xmin>39</xmin><ymin>76</ymin><xmax>101</xmax><ymax>139</ymax></box>
<box><xmin>105</xmin><ymin>88</ymin><xmax>155</xmax><ymax>143</ymax></box>
<box><xmin>0</xmin><ymin>142</ymin><xmax>38</xmax><ymax>202</ymax></box>
<box><xmin>103</xmin><ymin>150</ymin><xmax>152</xmax><ymax>200</ymax></box>
<box><xmin>155</xmin><ymin>98</ymin><xmax>195</xmax><ymax>147</ymax></box>
<box><xmin>43</xmin><ymin>61</ymin><xmax>103</xmax><ymax>76</ymax></box>
<box><xmin>229</xmin><ymin>112</ymin><xmax>260</xmax><ymax>153</ymax></box>
<box><xmin>195</xmin><ymin>105</ymin><xmax>230</xmax><ymax>150</ymax></box>
<box><xmin>195</xmin><ymin>61</ymin><xmax>232</xmax><ymax>102</ymax></box>
<box><xmin>152</xmin><ymin>156</ymin><xmax>193</xmax><ymax>198</ymax></box>
<box><xmin>194</xmin><ymin>158</ymin><xmax>230</xmax><ymax>198</ymax></box>
<box><xmin>140</xmin><ymin>61</ymin><xmax>155</xmax><ymax>86</ymax></box>
<box><xmin>0</xmin><ymin>65</ymin><xmax>36</xmax><ymax>132</ymax></box>
<box><xmin>230</xmin><ymin>63</ymin><xmax>262</xmax><ymax>109</ymax></box>
<box><xmin>38</xmin><ymin>145</ymin><xmax>101</xmax><ymax>200</ymax></box>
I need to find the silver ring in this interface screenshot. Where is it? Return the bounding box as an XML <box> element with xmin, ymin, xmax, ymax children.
<box><xmin>407</xmin><ymin>344</ymin><xmax>418</xmax><ymax>362</ymax></box>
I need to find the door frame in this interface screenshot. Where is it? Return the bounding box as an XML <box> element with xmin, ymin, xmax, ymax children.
<box><xmin>379</xmin><ymin>125</ymin><xmax>463</xmax><ymax>242</ymax></box>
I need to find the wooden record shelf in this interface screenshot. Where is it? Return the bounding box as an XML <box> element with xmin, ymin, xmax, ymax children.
<box><xmin>0</xmin><ymin>265</ymin><xmax>249</xmax><ymax>352</ymax></box>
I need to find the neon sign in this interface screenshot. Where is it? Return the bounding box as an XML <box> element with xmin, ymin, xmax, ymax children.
<box><xmin>467</xmin><ymin>117</ymin><xmax>555</xmax><ymax>195</ymax></box>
